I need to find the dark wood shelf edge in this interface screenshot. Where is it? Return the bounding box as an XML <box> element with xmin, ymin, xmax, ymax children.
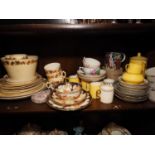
<box><xmin>0</xmin><ymin>97</ymin><xmax>154</xmax><ymax>115</ymax></box>
<box><xmin>0</xmin><ymin>23</ymin><xmax>155</xmax><ymax>35</ymax></box>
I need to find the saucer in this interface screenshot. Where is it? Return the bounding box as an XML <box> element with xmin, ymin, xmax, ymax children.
<box><xmin>47</xmin><ymin>92</ymin><xmax>91</xmax><ymax>111</ymax></box>
<box><xmin>77</xmin><ymin>69</ymin><xmax>106</xmax><ymax>82</ymax></box>
<box><xmin>3</xmin><ymin>73</ymin><xmax>38</xmax><ymax>84</ymax></box>
<box><xmin>50</xmin><ymin>90</ymin><xmax>87</xmax><ymax>106</ymax></box>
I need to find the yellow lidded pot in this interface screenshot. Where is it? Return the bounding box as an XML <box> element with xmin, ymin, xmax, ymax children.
<box><xmin>130</xmin><ymin>52</ymin><xmax>147</xmax><ymax>74</ymax></box>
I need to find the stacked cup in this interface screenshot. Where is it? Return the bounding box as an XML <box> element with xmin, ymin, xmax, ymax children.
<box><xmin>146</xmin><ymin>67</ymin><xmax>155</xmax><ymax>102</ymax></box>
<box><xmin>122</xmin><ymin>62</ymin><xmax>144</xmax><ymax>84</ymax></box>
<box><xmin>80</xmin><ymin>57</ymin><xmax>101</xmax><ymax>75</ymax></box>
<box><xmin>44</xmin><ymin>62</ymin><xmax>66</xmax><ymax>88</ymax></box>
<box><xmin>79</xmin><ymin>57</ymin><xmax>101</xmax><ymax>93</ymax></box>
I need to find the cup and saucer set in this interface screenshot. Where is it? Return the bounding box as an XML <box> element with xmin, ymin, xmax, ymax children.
<box><xmin>43</xmin><ymin>62</ymin><xmax>92</xmax><ymax>111</ymax></box>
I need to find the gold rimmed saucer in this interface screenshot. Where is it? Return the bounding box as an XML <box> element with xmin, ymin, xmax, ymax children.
<box><xmin>47</xmin><ymin>92</ymin><xmax>91</xmax><ymax>111</ymax></box>
<box><xmin>77</xmin><ymin>69</ymin><xmax>106</xmax><ymax>82</ymax></box>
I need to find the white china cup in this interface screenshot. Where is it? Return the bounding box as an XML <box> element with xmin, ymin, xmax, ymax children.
<box><xmin>79</xmin><ymin>67</ymin><xmax>100</xmax><ymax>75</ymax></box>
<box><xmin>83</xmin><ymin>57</ymin><xmax>101</xmax><ymax>69</ymax></box>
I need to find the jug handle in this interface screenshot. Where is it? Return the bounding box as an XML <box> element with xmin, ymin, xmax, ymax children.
<box><xmin>121</xmin><ymin>53</ymin><xmax>126</xmax><ymax>62</ymax></box>
<box><xmin>125</xmin><ymin>64</ymin><xmax>129</xmax><ymax>72</ymax></box>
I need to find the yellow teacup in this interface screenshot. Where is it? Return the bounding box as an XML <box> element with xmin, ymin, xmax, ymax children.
<box><xmin>81</xmin><ymin>80</ymin><xmax>90</xmax><ymax>92</ymax></box>
<box><xmin>66</xmin><ymin>74</ymin><xmax>80</xmax><ymax>83</ymax></box>
<box><xmin>125</xmin><ymin>63</ymin><xmax>143</xmax><ymax>74</ymax></box>
<box><xmin>89</xmin><ymin>82</ymin><xmax>102</xmax><ymax>99</ymax></box>
<box><xmin>130</xmin><ymin>60</ymin><xmax>146</xmax><ymax>75</ymax></box>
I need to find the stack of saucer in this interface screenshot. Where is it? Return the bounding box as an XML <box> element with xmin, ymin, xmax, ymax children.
<box><xmin>77</xmin><ymin>57</ymin><xmax>106</xmax><ymax>82</ymax></box>
<box><xmin>114</xmin><ymin>77</ymin><xmax>149</xmax><ymax>102</ymax></box>
<box><xmin>0</xmin><ymin>74</ymin><xmax>46</xmax><ymax>100</ymax></box>
<box><xmin>48</xmin><ymin>82</ymin><xmax>91</xmax><ymax>111</ymax></box>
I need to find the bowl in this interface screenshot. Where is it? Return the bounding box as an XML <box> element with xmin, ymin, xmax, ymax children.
<box><xmin>83</xmin><ymin>57</ymin><xmax>101</xmax><ymax>69</ymax></box>
<box><xmin>122</xmin><ymin>72</ymin><xmax>144</xmax><ymax>84</ymax></box>
<box><xmin>1</xmin><ymin>54</ymin><xmax>38</xmax><ymax>82</ymax></box>
<box><xmin>55</xmin><ymin>82</ymin><xmax>81</xmax><ymax>99</ymax></box>
<box><xmin>145</xmin><ymin>67</ymin><xmax>155</xmax><ymax>82</ymax></box>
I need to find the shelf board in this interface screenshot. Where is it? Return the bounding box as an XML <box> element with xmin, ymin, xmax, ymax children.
<box><xmin>0</xmin><ymin>23</ymin><xmax>155</xmax><ymax>35</ymax></box>
<box><xmin>0</xmin><ymin>97</ymin><xmax>154</xmax><ymax>114</ymax></box>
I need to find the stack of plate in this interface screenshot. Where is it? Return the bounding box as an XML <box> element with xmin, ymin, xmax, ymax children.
<box><xmin>0</xmin><ymin>74</ymin><xmax>46</xmax><ymax>100</ymax></box>
<box><xmin>48</xmin><ymin>83</ymin><xmax>91</xmax><ymax>111</ymax></box>
<box><xmin>77</xmin><ymin>69</ymin><xmax>106</xmax><ymax>82</ymax></box>
<box><xmin>114</xmin><ymin>77</ymin><xmax>149</xmax><ymax>102</ymax></box>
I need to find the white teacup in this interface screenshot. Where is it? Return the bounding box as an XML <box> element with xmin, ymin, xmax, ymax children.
<box><xmin>83</xmin><ymin>57</ymin><xmax>101</xmax><ymax>69</ymax></box>
<box><xmin>79</xmin><ymin>67</ymin><xmax>100</xmax><ymax>75</ymax></box>
<box><xmin>44</xmin><ymin>62</ymin><xmax>61</xmax><ymax>73</ymax></box>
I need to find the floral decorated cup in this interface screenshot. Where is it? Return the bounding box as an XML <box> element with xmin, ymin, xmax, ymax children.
<box><xmin>83</xmin><ymin>57</ymin><xmax>101</xmax><ymax>69</ymax></box>
<box><xmin>79</xmin><ymin>67</ymin><xmax>100</xmax><ymax>75</ymax></box>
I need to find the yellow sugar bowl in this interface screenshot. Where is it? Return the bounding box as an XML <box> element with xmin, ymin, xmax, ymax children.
<box><xmin>130</xmin><ymin>52</ymin><xmax>147</xmax><ymax>74</ymax></box>
<box><xmin>122</xmin><ymin>72</ymin><xmax>144</xmax><ymax>84</ymax></box>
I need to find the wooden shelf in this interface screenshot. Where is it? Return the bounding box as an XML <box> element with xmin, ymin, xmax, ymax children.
<box><xmin>0</xmin><ymin>23</ymin><xmax>155</xmax><ymax>35</ymax></box>
<box><xmin>0</xmin><ymin>97</ymin><xmax>154</xmax><ymax>115</ymax></box>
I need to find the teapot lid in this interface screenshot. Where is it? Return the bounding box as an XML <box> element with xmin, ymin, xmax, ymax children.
<box><xmin>130</xmin><ymin>52</ymin><xmax>147</xmax><ymax>61</ymax></box>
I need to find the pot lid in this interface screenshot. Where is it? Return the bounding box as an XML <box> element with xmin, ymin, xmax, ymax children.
<box><xmin>130</xmin><ymin>52</ymin><xmax>147</xmax><ymax>61</ymax></box>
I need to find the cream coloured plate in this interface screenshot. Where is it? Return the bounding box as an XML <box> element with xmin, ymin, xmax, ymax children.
<box><xmin>0</xmin><ymin>82</ymin><xmax>46</xmax><ymax>99</ymax></box>
<box><xmin>3</xmin><ymin>73</ymin><xmax>41</xmax><ymax>85</ymax></box>
<box><xmin>0</xmin><ymin>74</ymin><xmax>44</xmax><ymax>89</ymax></box>
<box><xmin>4</xmin><ymin>74</ymin><xmax>37</xmax><ymax>83</ymax></box>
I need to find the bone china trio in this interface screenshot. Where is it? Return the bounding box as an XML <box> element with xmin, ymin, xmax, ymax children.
<box><xmin>0</xmin><ymin>52</ymin><xmax>154</xmax><ymax>111</ymax></box>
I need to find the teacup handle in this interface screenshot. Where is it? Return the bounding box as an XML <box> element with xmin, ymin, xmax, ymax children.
<box><xmin>61</xmin><ymin>71</ymin><xmax>66</xmax><ymax>78</ymax></box>
<box><xmin>125</xmin><ymin>64</ymin><xmax>129</xmax><ymax>72</ymax></box>
<box><xmin>96</xmin><ymin>90</ymin><xmax>101</xmax><ymax>99</ymax></box>
<box><xmin>46</xmin><ymin>82</ymin><xmax>54</xmax><ymax>90</ymax></box>
<box><xmin>121</xmin><ymin>53</ymin><xmax>126</xmax><ymax>62</ymax></box>
<box><xmin>65</xmin><ymin>77</ymin><xmax>69</xmax><ymax>82</ymax></box>
<box><xmin>79</xmin><ymin>67</ymin><xmax>84</xmax><ymax>70</ymax></box>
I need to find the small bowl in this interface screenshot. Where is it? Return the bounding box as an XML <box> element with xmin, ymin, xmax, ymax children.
<box><xmin>83</xmin><ymin>57</ymin><xmax>101</xmax><ymax>69</ymax></box>
<box><xmin>146</xmin><ymin>67</ymin><xmax>155</xmax><ymax>82</ymax></box>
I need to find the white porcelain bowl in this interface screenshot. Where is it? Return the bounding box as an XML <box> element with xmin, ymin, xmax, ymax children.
<box><xmin>1</xmin><ymin>54</ymin><xmax>38</xmax><ymax>82</ymax></box>
<box><xmin>83</xmin><ymin>57</ymin><xmax>101</xmax><ymax>69</ymax></box>
<box><xmin>146</xmin><ymin>67</ymin><xmax>155</xmax><ymax>82</ymax></box>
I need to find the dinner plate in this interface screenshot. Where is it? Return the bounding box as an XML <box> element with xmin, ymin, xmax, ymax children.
<box><xmin>3</xmin><ymin>73</ymin><xmax>38</xmax><ymax>83</ymax></box>
<box><xmin>118</xmin><ymin>77</ymin><xmax>149</xmax><ymax>88</ymax></box>
<box><xmin>0</xmin><ymin>82</ymin><xmax>46</xmax><ymax>99</ymax></box>
<box><xmin>114</xmin><ymin>93</ymin><xmax>148</xmax><ymax>103</ymax></box>
<box><xmin>0</xmin><ymin>74</ymin><xmax>43</xmax><ymax>88</ymax></box>
<box><xmin>47</xmin><ymin>92</ymin><xmax>91</xmax><ymax>111</ymax></box>
<box><xmin>114</xmin><ymin>82</ymin><xmax>148</xmax><ymax>97</ymax></box>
